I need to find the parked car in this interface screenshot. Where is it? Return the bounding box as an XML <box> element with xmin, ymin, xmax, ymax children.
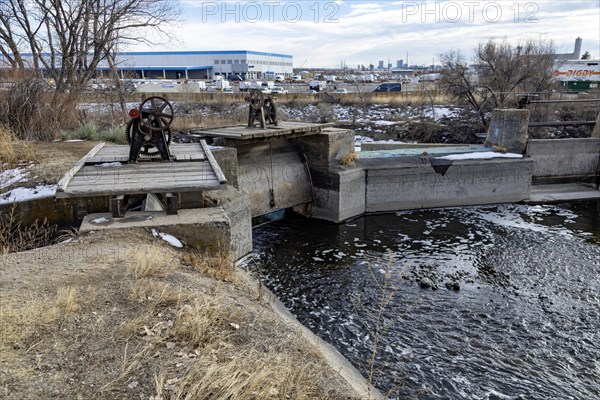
<box><xmin>335</xmin><ymin>88</ymin><xmax>348</xmax><ymax>94</ymax></box>
<box><xmin>261</xmin><ymin>88</ymin><xmax>272</xmax><ymax>94</ymax></box>
<box><xmin>306</xmin><ymin>89</ymin><xmax>317</xmax><ymax>94</ymax></box>
<box><xmin>222</xmin><ymin>87</ymin><xmax>234</xmax><ymax>93</ymax></box>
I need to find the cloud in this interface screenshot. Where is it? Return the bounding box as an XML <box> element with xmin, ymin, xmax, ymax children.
<box><xmin>126</xmin><ymin>0</ymin><xmax>600</xmax><ymax>66</ymax></box>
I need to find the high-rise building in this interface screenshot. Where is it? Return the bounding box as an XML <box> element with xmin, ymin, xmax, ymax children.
<box><xmin>378</xmin><ymin>60</ymin><xmax>384</xmax><ymax>69</ymax></box>
<box><xmin>396</xmin><ymin>60</ymin><xmax>403</xmax><ymax>68</ymax></box>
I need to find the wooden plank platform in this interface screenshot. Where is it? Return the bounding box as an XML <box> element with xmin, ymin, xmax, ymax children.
<box><xmin>56</xmin><ymin>141</ymin><xmax>227</xmax><ymax>199</ymax></box>
<box><xmin>84</xmin><ymin>143</ymin><xmax>206</xmax><ymax>163</ymax></box>
<box><xmin>193</xmin><ymin>121</ymin><xmax>335</xmax><ymax>140</ymax></box>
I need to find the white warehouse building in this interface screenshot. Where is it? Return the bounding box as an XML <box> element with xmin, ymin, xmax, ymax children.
<box><xmin>96</xmin><ymin>50</ymin><xmax>293</xmax><ymax>80</ymax></box>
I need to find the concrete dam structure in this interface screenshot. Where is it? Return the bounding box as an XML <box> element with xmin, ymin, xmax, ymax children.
<box><xmin>203</xmin><ymin>108</ymin><xmax>599</xmax><ymax>226</ymax></box>
<box><xmin>12</xmin><ymin>107</ymin><xmax>595</xmax><ymax>265</ymax></box>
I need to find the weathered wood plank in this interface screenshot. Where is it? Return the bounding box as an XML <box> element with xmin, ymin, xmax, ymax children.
<box><xmin>74</xmin><ymin>162</ymin><xmax>215</xmax><ymax>175</ymax></box>
<box><xmin>192</xmin><ymin>121</ymin><xmax>335</xmax><ymax>140</ymax></box>
<box><xmin>57</xmin><ymin>142</ymin><xmax>106</xmax><ymax>193</ymax></box>
<box><xmin>60</xmin><ymin>181</ymin><xmax>221</xmax><ymax>198</ymax></box>
<box><xmin>200</xmin><ymin>140</ymin><xmax>227</xmax><ymax>184</ymax></box>
<box><xmin>68</xmin><ymin>177</ymin><xmax>220</xmax><ymax>190</ymax></box>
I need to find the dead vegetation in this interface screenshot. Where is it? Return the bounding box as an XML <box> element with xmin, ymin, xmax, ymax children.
<box><xmin>0</xmin><ymin>126</ymin><xmax>38</xmax><ymax>167</ymax></box>
<box><xmin>0</xmin><ymin>71</ymin><xmax>79</xmax><ymax>141</ymax></box>
<box><xmin>340</xmin><ymin>151</ymin><xmax>359</xmax><ymax>166</ymax></box>
<box><xmin>0</xmin><ymin>204</ymin><xmax>57</xmax><ymax>255</ymax></box>
<box><xmin>0</xmin><ymin>229</ymin><xmax>360</xmax><ymax>399</ymax></box>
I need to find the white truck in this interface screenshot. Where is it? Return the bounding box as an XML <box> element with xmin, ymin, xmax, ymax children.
<box><xmin>215</xmin><ymin>79</ymin><xmax>230</xmax><ymax>90</ymax></box>
<box><xmin>359</xmin><ymin>74</ymin><xmax>377</xmax><ymax>83</ymax></box>
<box><xmin>308</xmin><ymin>80</ymin><xmax>326</xmax><ymax>92</ymax></box>
<box><xmin>324</xmin><ymin>75</ymin><xmax>337</xmax><ymax>83</ymax></box>
<box><xmin>196</xmin><ymin>81</ymin><xmax>207</xmax><ymax>91</ymax></box>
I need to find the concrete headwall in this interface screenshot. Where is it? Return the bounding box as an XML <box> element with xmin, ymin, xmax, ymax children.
<box><xmin>303</xmin><ymin>156</ymin><xmax>534</xmax><ymax>223</ymax></box>
<box><xmin>526</xmin><ymin>138</ymin><xmax>600</xmax><ymax>179</ymax></box>
<box><xmin>236</xmin><ymin>139</ymin><xmax>313</xmax><ymax>217</ymax></box>
<box><xmin>364</xmin><ymin>158</ymin><xmax>533</xmax><ymax>212</ymax></box>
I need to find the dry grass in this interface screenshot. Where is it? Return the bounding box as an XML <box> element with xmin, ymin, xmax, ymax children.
<box><xmin>126</xmin><ymin>246</ymin><xmax>175</xmax><ymax>279</ymax></box>
<box><xmin>340</xmin><ymin>151</ymin><xmax>359</xmax><ymax>166</ymax></box>
<box><xmin>46</xmin><ymin>286</ymin><xmax>80</xmax><ymax>320</ymax></box>
<box><xmin>0</xmin><ymin>126</ymin><xmax>37</xmax><ymax>167</ymax></box>
<box><xmin>492</xmin><ymin>144</ymin><xmax>508</xmax><ymax>153</ymax></box>
<box><xmin>0</xmin><ymin>204</ymin><xmax>57</xmax><ymax>255</ymax></box>
<box><xmin>1</xmin><ymin>230</ymin><xmax>362</xmax><ymax>399</ymax></box>
<box><xmin>0</xmin><ymin>286</ymin><xmax>80</xmax><ymax>350</ymax></box>
<box><xmin>115</xmin><ymin>289</ymin><xmax>353</xmax><ymax>400</ymax></box>
<box><xmin>0</xmin><ymin>126</ymin><xmax>17</xmax><ymax>162</ymax></box>
<box><xmin>181</xmin><ymin>245</ymin><xmax>235</xmax><ymax>281</ymax></box>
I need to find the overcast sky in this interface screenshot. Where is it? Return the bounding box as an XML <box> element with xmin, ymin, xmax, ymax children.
<box><xmin>130</xmin><ymin>0</ymin><xmax>600</xmax><ymax>68</ymax></box>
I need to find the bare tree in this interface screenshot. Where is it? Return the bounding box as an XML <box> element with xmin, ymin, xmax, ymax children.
<box><xmin>0</xmin><ymin>0</ymin><xmax>180</xmax><ymax>97</ymax></box>
<box><xmin>440</xmin><ymin>38</ymin><xmax>557</xmax><ymax>127</ymax></box>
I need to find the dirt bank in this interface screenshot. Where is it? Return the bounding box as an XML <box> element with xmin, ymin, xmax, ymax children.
<box><xmin>0</xmin><ymin>229</ymin><xmax>361</xmax><ymax>399</ymax></box>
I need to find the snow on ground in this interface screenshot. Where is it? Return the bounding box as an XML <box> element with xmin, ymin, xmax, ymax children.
<box><xmin>76</xmin><ymin>102</ymin><xmax>139</xmax><ymax>114</ymax></box>
<box><xmin>97</xmin><ymin>162</ymin><xmax>124</xmax><ymax>168</ymax></box>
<box><xmin>0</xmin><ymin>184</ymin><xmax>57</xmax><ymax>204</ymax></box>
<box><xmin>281</xmin><ymin>103</ymin><xmax>463</xmax><ymax>125</ymax></box>
<box><xmin>423</xmin><ymin>106</ymin><xmax>462</xmax><ymax>121</ymax></box>
<box><xmin>436</xmin><ymin>152</ymin><xmax>523</xmax><ymax>161</ymax></box>
<box><xmin>0</xmin><ymin>166</ymin><xmax>31</xmax><ymax>190</ymax></box>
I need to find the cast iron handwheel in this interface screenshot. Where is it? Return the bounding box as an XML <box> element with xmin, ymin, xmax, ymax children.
<box><xmin>125</xmin><ymin>119</ymin><xmax>172</xmax><ymax>157</ymax></box>
<box><xmin>263</xmin><ymin>98</ymin><xmax>277</xmax><ymax>124</ymax></box>
<box><xmin>139</xmin><ymin>96</ymin><xmax>174</xmax><ymax>132</ymax></box>
<box><xmin>248</xmin><ymin>89</ymin><xmax>264</xmax><ymax>110</ymax></box>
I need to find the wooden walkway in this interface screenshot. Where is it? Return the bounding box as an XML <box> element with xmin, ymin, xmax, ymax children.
<box><xmin>193</xmin><ymin>121</ymin><xmax>334</xmax><ymax>140</ymax></box>
<box><xmin>56</xmin><ymin>141</ymin><xmax>227</xmax><ymax>198</ymax></box>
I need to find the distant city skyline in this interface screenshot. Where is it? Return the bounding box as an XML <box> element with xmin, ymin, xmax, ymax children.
<box><xmin>127</xmin><ymin>0</ymin><xmax>600</xmax><ymax>68</ymax></box>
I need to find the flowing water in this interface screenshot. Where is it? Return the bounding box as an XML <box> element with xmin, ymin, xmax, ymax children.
<box><xmin>249</xmin><ymin>201</ymin><xmax>600</xmax><ymax>399</ymax></box>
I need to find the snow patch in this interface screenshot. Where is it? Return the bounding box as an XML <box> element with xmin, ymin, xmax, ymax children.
<box><xmin>0</xmin><ymin>167</ymin><xmax>30</xmax><ymax>190</ymax></box>
<box><xmin>0</xmin><ymin>184</ymin><xmax>57</xmax><ymax>204</ymax></box>
<box><xmin>97</xmin><ymin>162</ymin><xmax>124</xmax><ymax>168</ymax></box>
<box><xmin>436</xmin><ymin>152</ymin><xmax>523</xmax><ymax>161</ymax></box>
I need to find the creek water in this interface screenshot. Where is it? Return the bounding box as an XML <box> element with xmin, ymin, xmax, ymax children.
<box><xmin>249</xmin><ymin>201</ymin><xmax>600</xmax><ymax>399</ymax></box>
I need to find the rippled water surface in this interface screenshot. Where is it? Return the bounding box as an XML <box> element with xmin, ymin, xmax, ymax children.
<box><xmin>250</xmin><ymin>201</ymin><xmax>600</xmax><ymax>399</ymax></box>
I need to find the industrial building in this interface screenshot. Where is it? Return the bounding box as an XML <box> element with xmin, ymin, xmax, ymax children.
<box><xmin>0</xmin><ymin>50</ymin><xmax>293</xmax><ymax>81</ymax></box>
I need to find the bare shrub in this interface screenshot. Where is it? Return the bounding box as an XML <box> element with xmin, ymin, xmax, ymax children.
<box><xmin>440</xmin><ymin>38</ymin><xmax>557</xmax><ymax>127</ymax></box>
<box><xmin>0</xmin><ymin>204</ymin><xmax>57</xmax><ymax>254</ymax></box>
<box><xmin>0</xmin><ymin>73</ymin><xmax>63</xmax><ymax>141</ymax></box>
